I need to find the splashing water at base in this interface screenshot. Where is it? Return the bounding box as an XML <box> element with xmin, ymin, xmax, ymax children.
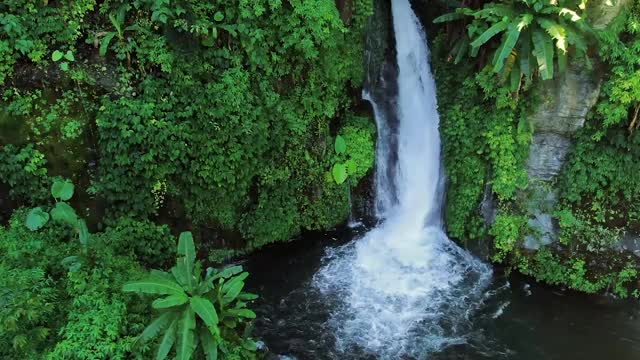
<box><xmin>312</xmin><ymin>0</ymin><xmax>492</xmax><ymax>357</ymax></box>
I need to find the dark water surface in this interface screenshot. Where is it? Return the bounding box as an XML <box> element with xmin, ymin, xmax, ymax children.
<box><xmin>244</xmin><ymin>226</ymin><xmax>640</xmax><ymax>360</ymax></box>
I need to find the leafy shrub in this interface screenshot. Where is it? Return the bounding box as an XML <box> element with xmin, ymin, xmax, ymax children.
<box><xmin>123</xmin><ymin>232</ymin><xmax>258</xmax><ymax>359</ymax></box>
<box><xmin>0</xmin><ymin>266</ymin><xmax>58</xmax><ymax>358</ymax></box>
<box><xmin>104</xmin><ymin>217</ymin><xmax>176</xmax><ymax>268</ymax></box>
<box><xmin>0</xmin><ymin>144</ymin><xmax>51</xmax><ymax>205</ymax></box>
<box><xmin>490</xmin><ymin>211</ymin><xmax>527</xmax><ymax>261</ymax></box>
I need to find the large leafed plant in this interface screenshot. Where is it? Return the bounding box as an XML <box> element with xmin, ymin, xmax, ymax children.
<box><xmin>123</xmin><ymin>232</ymin><xmax>258</xmax><ymax>360</ymax></box>
<box><xmin>435</xmin><ymin>0</ymin><xmax>592</xmax><ymax>87</ymax></box>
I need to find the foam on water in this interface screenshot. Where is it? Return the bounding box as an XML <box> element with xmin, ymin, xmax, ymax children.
<box><xmin>312</xmin><ymin>0</ymin><xmax>492</xmax><ymax>357</ymax></box>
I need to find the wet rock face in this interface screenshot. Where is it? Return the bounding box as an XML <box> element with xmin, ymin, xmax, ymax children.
<box><xmin>526</xmin><ymin>62</ymin><xmax>601</xmax><ymax>181</ymax></box>
<box><xmin>519</xmin><ymin>0</ymin><xmax>625</xmax><ymax>249</ymax></box>
<box><xmin>521</xmin><ymin>60</ymin><xmax>602</xmax><ymax>249</ymax></box>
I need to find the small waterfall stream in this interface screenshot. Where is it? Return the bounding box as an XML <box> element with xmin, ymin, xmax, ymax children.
<box><xmin>312</xmin><ymin>0</ymin><xmax>492</xmax><ymax>357</ymax></box>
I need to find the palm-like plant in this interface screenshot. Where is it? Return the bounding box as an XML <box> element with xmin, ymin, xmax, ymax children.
<box><xmin>434</xmin><ymin>0</ymin><xmax>592</xmax><ymax>87</ymax></box>
<box><xmin>123</xmin><ymin>232</ymin><xmax>258</xmax><ymax>360</ymax></box>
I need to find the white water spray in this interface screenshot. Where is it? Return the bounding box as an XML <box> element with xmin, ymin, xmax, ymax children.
<box><xmin>313</xmin><ymin>0</ymin><xmax>492</xmax><ymax>357</ymax></box>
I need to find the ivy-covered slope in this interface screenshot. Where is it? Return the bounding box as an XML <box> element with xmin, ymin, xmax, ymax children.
<box><xmin>429</xmin><ymin>0</ymin><xmax>640</xmax><ymax>297</ymax></box>
<box><xmin>0</xmin><ymin>0</ymin><xmax>376</xmax><ymax>250</ymax></box>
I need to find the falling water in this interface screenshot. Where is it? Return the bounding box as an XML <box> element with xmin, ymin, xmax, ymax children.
<box><xmin>312</xmin><ymin>0</ymin><xmax>492</xmax><ymax>357</ymax></box>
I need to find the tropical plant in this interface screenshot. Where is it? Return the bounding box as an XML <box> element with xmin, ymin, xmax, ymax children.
<box><xmin>24</xmin><ymin>178</ymin><xmax>91</xmax><ymax>272</ymax></box>
<box><xmin>25</xmin><ymin>178</ymin><xmax>90</xmax><ymax>246</ymax></box>
<box><xmin>123</xmin><ymin>232</ymin><xmax>258</xmax><ymax>360</ymax></box>
<box><xmin>434</xmin><ymin>0</ymin><xmax>592</xmax><ymax>86</ymax></box>
<box><xmin>91</xmin><ymin>5</ymin><xmax>145</xmax><ymax>57</ymax></box>
<box><xmin>51</xmin><ymin>49</ymin><xmax>74</xmax><ymax>72</ymax></box>
<box><xmin>331</xmin><ymin>135</ymin><xmax>349</xmax><ymax>185</ymax></box>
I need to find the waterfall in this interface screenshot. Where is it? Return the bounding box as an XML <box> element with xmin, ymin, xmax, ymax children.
<box><xmin>312</xmin><ymin>0</ymin><xmax>492</xmax><ymax>358</ymax></box>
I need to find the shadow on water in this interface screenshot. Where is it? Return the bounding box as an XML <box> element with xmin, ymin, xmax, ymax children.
<box><xmin>245</xmin><ymin>226</ymin><xmax>640</xmax><ymax>360</ymax></box>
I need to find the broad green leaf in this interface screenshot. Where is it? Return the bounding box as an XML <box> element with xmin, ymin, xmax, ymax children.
<box><xmin>222</xmin><ymin>318</ymin><xmax>237</xmax><ymax>329</ymax></box>
<box><xmin>153</xmin><ymin>294</ymin><xmax>190</xmax><ymax>309</ymax></box>
<box><xmin>519</xmin><ymin>30</ymin><xmax>532</xmax><ymax>79</ymax></box>
<box><xmin>237</xmin><ymin>292</ymin><xmax>259</xmax><ymax>301</ymax></box>
<box><xmin>226</xmin><ymin>309</ymin><xmax>256</xmax><ymax>319</ymax></box>
<box><xmin>25</xmin><ymin>207</ymin><xmax>49</xmax><ymax>231</ymax></box>
<box><xmin>176</xmin><ymin>308</ymin><xmax>196</xmax><ymax>360</ymax></box>
<box><xmin>51</xmin><ymin>179</ymin><xmax>74</xmax><ymax>200</ymax></box>
<box><xmin>332</xmin><ymin>163</ymin><xmax>348</xmax><ymax>185</ymax></box>
<box><xmin>109</xmin><ymin>13</ymin><xmax>123</xmax><ymax>36</ymax></box>
<box><xmin>64</xmin><ymin>50</ymin><xmax>75</xmax><ymax>61</ymax></box>
<box><xmin>473</xmin><ymin>3</ymin><xmax>516</xmax><ymax>19</ymax></box>
<box><xmin>100</xmin><ymin>32</ymin><xmax>117</xmax><ymax>56</ymax></box>
<box><xmin>210</xmin><ymin>265</ymin><xmax>243</xmax><ymax>280</ymax></box>
<box><xmin>222</xmin><ymin>281</ymin><xmax>244</xmax><ymax>305</ymax></box>
<box><xmin>493</xmin><ymin>21</ymin><xmax>521</xmax><ymax>73</ymax></box>
<box><xmin>453</xmin><ymin>37</ymin><xmax>469</xmax><ymax>64</ymax></box>
<box><xmin>532</xmin><ymin>29</ymin><xmax>554</xmax><ymax>80</ymax></box>
<box><xmin>60</xmin><ymin>62</ymin><xmax>69</xmax><ymax>71</ymax></box>
<box><xmin>214</xmin><ymin>11</ymin><xmax>224</xmax><ymax>22</ymax></box>
<box><xmin>138</xmin><ymin>312</ymin><xmax>176</xmax><ymax>343</ymax></box>
<box><xmin>222</xmin><ymin>272</ymin><xmax>249</xmax><ymax>293</ymax></box>
<box><xmin>151</xmin><ymin>269</ymin><xmax>174</xmax><ymax>281</ymax></box>
<box><xmin>517</xmin><ymin>14</ymin><xmax>533</xmax><ymax>31</ymax></box>
<box><xmin>470</xmin><ymin>20</ymin><xmax>508</xmax><ymax>48</ymax></box>
<box><xmin>156</xmin><ymin>319</ymin><xmax>178</xmax><ymax>360</ymax></box>
<box><xmin>433</xmin><ymin>11</ymin><xmax>466</xmax><ymax>23</ymax></box>
<box><xmin>116</xmin><ymin>4</ymin><xmax>127</xmax><ymax>26</ymax></box>
<box><xmin>241</xmin><ymin>339</ymin><xmax>257</xmax><ymax>351</ymax></box>
<box><xmin>565</xmin><ymin>23</ymin><xmax>588</xmax><ymax>54</ymax></box>
<box><xmin>177</xmin><ymin>231</ymin><xmax>196</xmax><ymax>290</ymax></box>
<box><xmin>190</xmin><ymin>296</ymin><xmax>219</xmax><ymax>329</ymax></box>
<box><xmin>178</xmin><ymin>232</ymin><xmax>196</xmax><ymax>270</ymax></box>
<box><xmin>51</xmin><ymin>50</ymin><xmax>63</xmax><ymax>61</ymax></box>
<box><xmin>123</xmin><ymin>277</ymin><xmax>187</xmax><ymax>297</ymax></box>
<box><xmin>77</xmin><ymin>219</ymin><xmax>90</xmax><ymax>246</ymax></box>
<box><xmin>537</xmin><ymin>18</ymin><xmax>567</xmax><ymax>52</ymax></box>
<box><xmin>510</xmin><ymin>62</ymin><xmax>521</xmax><ymax>92</ymax></box>
<box><xmin>200</xmin><ymin>330</ymin><xmax>218</xmax><ymax>360</ymax></box>
<box><xmin>334</xmin><ymin>135</ymin><xmax>347</xmax><ymax>154</ymax></box>
<box><xmin>559</xmin><ymin>8</ymin><xmax>581</xmax><ymax>22</ymax></box>
<box><xmin>50</xmin><ymin>202</ymin><xmax>78</xmax><ymax>226</ymax></box>
<box><xmin>557</xmin><ymin>48</ymin><xmax>567</xmax><ymax>74</ymax></box>
<box><xmin>172</xmin><ymin>261</ymin><xmax>193</xmax><ymax>291</ymax></box>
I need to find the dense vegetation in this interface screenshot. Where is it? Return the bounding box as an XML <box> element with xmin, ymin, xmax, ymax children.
<box><xmin>0</xmin><ymin>0</ymin><xmax>374</xmax><ymax>358</ymax></box>
<box><xmin>432</xmin><ymin>0</ymin><xmax>640</xmax><ymax>297</ymax></box>
<box><xmin>2</xmin><ymin>0</ymin><xmax>640</xmax><ymax>357</ymax></box>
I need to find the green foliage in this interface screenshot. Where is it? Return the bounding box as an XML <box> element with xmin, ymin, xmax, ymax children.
<box><xmin>435</xmin><ymin>0</ymin><xmax>591</xmax><ymax>84</ymax></box>
<box><xmin>434</xmin><ymin>2</ymin><xmax>640</xmax><ymax>297</ymax></box>
<box><xmin>433</xmin><ymin>36</ymin><xmax>533</xmax><ymax>241</ymax></box>
<box><xmin>517</xmin><ymin>249</ymin><xmax>638</xmax><ymax>298</ymax></box>
<box><xmin>0</xmin><ymin>203</ymin><xmax>198</xmax><ymax>359</ymax></box>
<box><xmin>1</xmin><ymin>0</ymin><xmax>375</xmax><ymax>251</ymax></box>
<box><xmin>0</xmin><ymin>266</ymin><xmax>57</xmax><ymax>358</ymax></box>
<box><xmin>595</xmin><ymin>1</ymin><xmax>640</xmax><ymax>133</ymax></box>
<box><xmin>26</xmin><ymin>179</ymin><xmax>91</xmax><ymax>251</ymax></box>
<box><xmin>104</xmin><ymin>217</ymin><xmax>175</xmax><ymax>268</ymax></box>
<box><xmin>490</xmin><ymin>211</ymin><xmax>527</xmax><ymax>262</ymax></box>
<box><xmin>0</xmin><ymin>144</ymin><xmax>51</xmax><ymax>204</ymax></box>
<box><xmin>47</xmin><ymin>243</ymin><xmax>146</xmax><ymax>360</ymax></box>
<box><xmin>124</xmin><ymin>232</ymin><xmax>258</xmax><ymax>359</ymax></box>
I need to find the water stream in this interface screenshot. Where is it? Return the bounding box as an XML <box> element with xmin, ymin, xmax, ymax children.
<box><xmin>311</xmin><ymin>0</ymin><xmax>491</xmax><ymax>357</ymax></box>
